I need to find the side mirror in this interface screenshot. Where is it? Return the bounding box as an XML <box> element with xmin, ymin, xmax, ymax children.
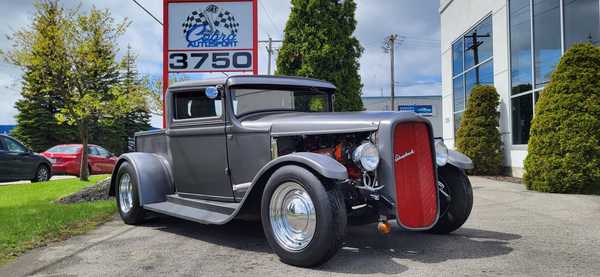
<box><xmin>205</xmin><ymin>87</ymin><xmax>219</xmax><ymax>99</ymax></box>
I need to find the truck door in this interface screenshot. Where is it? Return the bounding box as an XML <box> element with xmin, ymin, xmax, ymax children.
<box><xmin>168</xmin><ymin>88</ymin><xmax>234</xmax><ymax>201</ymax></box>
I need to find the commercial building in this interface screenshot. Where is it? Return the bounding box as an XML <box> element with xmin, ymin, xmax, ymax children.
<box><xmin>440</xmin><ymin>0</ymin><xmax>598</xmax><ymax>176</ymax></box>
<box><xmin>362</xmin><ymin>96</ymin><xmax>443</xmax><ymax>137</ymax></box>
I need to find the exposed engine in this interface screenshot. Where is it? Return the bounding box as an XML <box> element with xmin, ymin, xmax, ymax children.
<box><xmin>274</xmin><ymin>132</ymin><xmax>392</xmax><ymax>226</ymax></box>
<box><xmin>275</xmin><ymin>132</ymin><xmax>370</xmax><ymax>179</ymax></box>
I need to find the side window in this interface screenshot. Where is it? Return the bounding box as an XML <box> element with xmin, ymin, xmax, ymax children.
<box><xmin>96</xmin><ymin>147</ymin><xmax>111</xmax><ymax>157</ymax></box>
<box><xmin>88</xmin><ymin>146</ymin><xmax>99</xmax><ymax>156</ymax></box>
<box><xmin>173</xmin><ymin>89</ymin><xmax>222</xmax><ymax>120</ymax></box>
<box><xmin>0</xmin><ymin>138</ymin><xmax>5</xmax><ymax>151</ymax></box>
<box><xmin>3</xmin><ymin>138</ymin><xmax>27</xmax><ymax>153</ymax></box>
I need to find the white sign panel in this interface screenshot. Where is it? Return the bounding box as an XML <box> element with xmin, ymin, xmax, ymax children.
<box><xmin>166</xmin><ymin>0</ymin><xmax>257</xmax><ymax>73</ymax></box>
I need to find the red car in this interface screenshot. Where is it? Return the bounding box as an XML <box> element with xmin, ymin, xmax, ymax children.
<box><xmin>41</xmin><ymin>144</ymin><xmax>118</xmax><ymax>176</ymax></box>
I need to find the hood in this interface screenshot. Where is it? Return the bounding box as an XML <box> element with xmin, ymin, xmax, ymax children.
<box><xmin>240</xmin><ymin>111</ymin><xmax>425</xmax><ymax>136</ymax></box>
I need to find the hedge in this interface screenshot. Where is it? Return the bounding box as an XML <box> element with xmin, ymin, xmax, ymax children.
<box><xmin>524</xmin><ymin>43</ymin><xmax>600</xmax><ymax>194</ymax></box>
<box><xmin>456</xmin><ymin>85</ymin><xmax>503</xmax><ymax>175</ymax></box>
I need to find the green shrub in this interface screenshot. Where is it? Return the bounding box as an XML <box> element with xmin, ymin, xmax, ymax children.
<box><xmin>456</xmin><ymin>85</ymin><xmax>503</xmax><ymax>175</ymax></box>
<box><xmin>524</xmin><ymin>43</ymin><xmax>600</xmax><ymax>194</ymax></box>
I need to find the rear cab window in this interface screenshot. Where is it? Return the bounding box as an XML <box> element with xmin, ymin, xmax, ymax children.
<box><xmin>173</xmin><ymin>89</ymin><xmax>222</xmax><ymax>120</ymax></box>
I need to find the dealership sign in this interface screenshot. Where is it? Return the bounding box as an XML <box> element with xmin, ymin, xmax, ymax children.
<box><xmin>398</xmin><ymin>105</ymin><xmax>434</xmax><ymax>117</ymax></box>
<box><xmin>162</xmin><ymin>0</ymin><xmax>257</xmax><ymax>126</ymax></box>
<box><xmin>164</xmin><ymin>0</ymin><xmax>257</xmax><ymax>74</ymax></box>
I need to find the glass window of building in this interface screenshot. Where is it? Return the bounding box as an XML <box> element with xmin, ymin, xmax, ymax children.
<box><xmin>510</xmin><ymin>0</ymin><xmax>533</xmax><ymax>95</ymax></box>
<box><xmin>452</xmin><ymin>40</ymin><xmax>464</xmax><ymax>76</ymax></box>
<box><xmin>511</xmin><ymin>94</ymin><xmax>533</xmax><ymax>144</ymax></box>
<box><xmin>509</xmin><ymin>0</ymin><xmax>599</xmax><ymax>145</ymax></box>
<box><xmin>533</xmin><ymin>0</ymin><xmax>562</xmax><ymax>87</ymax></box>
<box><xmin>453</xmin><ymin>76</ymin><xmax>465</xmax><ymax>113</ymax></box>
<box><xmin>464</xmin><ymin>17</ymin><xmax>493</xmax><ymax>69</ymax></box>
<box><xmin>451</xmin><ymin>15</ymin><xmax>494</xmax><ymax>135</ymax></box>
<box><xmin>564</xmin><ymin>0</ymin><xmax>600</xmax><ymax>48</ymax></box>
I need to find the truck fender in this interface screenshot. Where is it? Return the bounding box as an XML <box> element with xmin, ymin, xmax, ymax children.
<box><xmin>109</xmin><ymin>153</ymin><xmax>174</xmax><ymax>206</ymax></box>
<box><xmin>239</xmin><ymin>152</ymin><xmax>348</xmax><ymax>202</ymax></box>
<box><xmin>255</xmin><ymin>152</ymin><xmax>349</xmax><ymax>182</ymax></box>
<box><xmin>447</xmin><ymin>149</ymin><xmax>474</xmax><ymax>170</ymax></box>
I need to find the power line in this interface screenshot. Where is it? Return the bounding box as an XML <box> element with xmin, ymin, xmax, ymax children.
<box><xmin>259</xmin><ymin>0</ymin><xmax>282</xmax><ymax>36</ymax></box>
<box><xmin>131</xmin><ymin>0</ymin><xmax>162</xmax><ymax>26</ymax></box>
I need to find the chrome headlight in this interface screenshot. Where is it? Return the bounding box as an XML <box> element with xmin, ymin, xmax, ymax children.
<box><xmin>353</xmin><ymin>142</ymin><xmax>380</xmax><ymax>171</ymax></box>
<box><xmin>434</xmin><ymin>139</ymin><xmax>448</xmax><ymax>166</ymax></box>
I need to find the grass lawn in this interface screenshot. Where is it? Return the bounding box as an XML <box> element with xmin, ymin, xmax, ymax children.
<box><xmin>0</xmin><ymin>175</ymin><xmax>116</xmax><ymax>265</ymax></box>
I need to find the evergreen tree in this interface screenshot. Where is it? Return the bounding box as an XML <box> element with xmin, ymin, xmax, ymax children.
<box><xmin>276</xmin><ymin>0</ymin><xmax>364</xmax><ymax>111</ymax></box>
<box><xmin>113</xmin><ymin>46</ymin><xmax>151</xmax><ymax>154</ymax></box>
<box><xmin>524</xmin><ymin>43</ymin><xmax>600</xmax><ymax>194</ymax></box>
<box><xmin>5</xmin><ymin>1</ymin><xmax>78</xmax><ymax>151</ymax></box>
<box><xmin>455</xmin><ymin>85</ymin><xmax>503</xmax><ymax>175</ymax></box>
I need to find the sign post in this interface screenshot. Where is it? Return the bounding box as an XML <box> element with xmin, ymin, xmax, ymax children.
<box><xmin>163</xmin><ymin>0</ymin><xmax>258</xmax><ymax>127</ymax></box>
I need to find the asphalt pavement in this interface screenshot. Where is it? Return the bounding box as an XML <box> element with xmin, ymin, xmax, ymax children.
<box><xmin>2</xmin><ymin>176</ymin><xmax>599</xmax><ymax>276</ymax></box>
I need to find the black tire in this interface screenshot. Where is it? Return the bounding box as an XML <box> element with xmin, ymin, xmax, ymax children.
<box><xmin>261</xmin><ymin>165</ymin><xmax>346</xmax><ymax>267</ymax></box>
<box><xmin>115</xmin><ymin>162</ymin><xmax>146</xmax><ymax>225</ymax></box>
<box><xmin>427</xmin><ymin>165</ymin><xmax>473</xmax><ymax>234</ymax></box>
<box><xmin>31</xmin><ymin>164</ymin><xmax>51</xmax><ymax>183</ymax></box>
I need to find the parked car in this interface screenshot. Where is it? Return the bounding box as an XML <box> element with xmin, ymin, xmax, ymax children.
<box><xmin>109</xmin><ymin>76</ymin><xmax>474</xmax><ymax>267</ymax></box>
<box><xmin>41</xmin><ymin>144</ymin><xmax>118</xmax><ymax>176</ymax></box>
<box><xmin>0</xmin><ymin>134</ymin><xmax>52</xmax><ymax>183</ymax></box>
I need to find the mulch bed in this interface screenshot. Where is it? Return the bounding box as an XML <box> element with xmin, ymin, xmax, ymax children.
<box><xmin>480</xmin><ymin>175</ymin><xmax>524</xmax><ymax>184</ymax></box>
<box><xmin>56</xmin><ymin>178</ymin><xmax>113</xmax><ymax>204</ymax></box>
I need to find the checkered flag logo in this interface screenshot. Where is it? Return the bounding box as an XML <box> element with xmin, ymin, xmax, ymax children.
<box><xmin>181</xmin><ymin>5</ymin><xmax>239</xmax><ymax>36</ymax></box>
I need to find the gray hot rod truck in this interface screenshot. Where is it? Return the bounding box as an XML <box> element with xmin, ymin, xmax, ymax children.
<box><xmin>109</xmin><ymin>75</ymin><xmax>474</xmax><ymax>267</ymax></box>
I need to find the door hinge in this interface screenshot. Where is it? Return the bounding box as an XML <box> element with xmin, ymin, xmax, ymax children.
<box><xmin>225</xmin><ymin>167</ymin><xmax>231</xmax><ymax>175</ymax></box>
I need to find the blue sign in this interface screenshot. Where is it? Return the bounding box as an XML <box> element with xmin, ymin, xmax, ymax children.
<box><xmin>0</xmin><ymin>125</ymin><xmax>16</xmax><ymax>135</ymax></box>
<box><xmin>398</xmin><ymin>105</ymin><xmax>433</xmax><ymax>117</ymax></box>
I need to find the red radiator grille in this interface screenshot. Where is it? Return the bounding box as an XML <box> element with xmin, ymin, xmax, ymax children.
<box><xmin>393</xmin><ymin>122</ymin><xmax>438</xmax><ymax>229</ymax></box>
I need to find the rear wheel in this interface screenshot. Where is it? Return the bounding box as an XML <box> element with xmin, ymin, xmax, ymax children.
<box><xmin>116</xmin><ymin>162</ymin><xmax>146</xmax><ymax>225</ymax></box>
<box><xmin>261</xmin><ymin>165</ymin><xmax>346</xmax><ymax>267</ymax></box>
<box><xmin>427</xmin><ymin>165</ymin><xmax>473</xmax><ymax>234</ymax></box>
<box><xmin>31</xmin><ymin>164</ymin><xmax>51</xmax><ymax>183</ymax></box>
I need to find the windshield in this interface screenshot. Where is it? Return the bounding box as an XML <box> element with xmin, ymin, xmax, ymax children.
<box><xmin>46</xmin><ymin>145</ymin><xmax>81</xmax><ymax>154</ymax></box>
<box><xmin>231</xmin><ymin>86</ymin><xmax>331</xmax><ymax>116</ymax></box>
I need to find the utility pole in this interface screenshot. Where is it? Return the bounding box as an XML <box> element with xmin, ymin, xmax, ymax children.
<box><xmin>267</xmin><ymin>37</ymin><xmax>273</xmax><ymax>75</ymax></box>
<box><xmin>383</xmin><ymin>34</ymin><xmax>399</xmax><ymax>111</ymax></box>
<box><xmin>259</xmin><ymin>37</ymin><xmax>283</xmax><ymax>75</ymax></box>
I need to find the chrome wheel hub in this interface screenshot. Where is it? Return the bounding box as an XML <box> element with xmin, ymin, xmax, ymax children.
<box><xmin>269</xmin><ymin>182</ymin><xmax>316</xmax><ymax>252</ymax></box>
<box><xmin>118</xmin><ymin>173</ymin><xmax>134</xmax><ymax>213</ymax></box>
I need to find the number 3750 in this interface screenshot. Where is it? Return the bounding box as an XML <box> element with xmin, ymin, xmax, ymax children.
<box><xmin>168</xmin><ymin>51</ymin><xmax>252</xmax><ymax>71</ymax></box>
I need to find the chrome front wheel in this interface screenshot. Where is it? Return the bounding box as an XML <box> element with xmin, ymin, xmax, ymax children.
<box><xmin>269</xmin><ymin>182</ymin><xmax>316</xmax><ymax>252</ymax></box>
<box><xmin>261</xmin><ymin>165</ymin><xmax>346</xmax><ymax>267</ymax></box>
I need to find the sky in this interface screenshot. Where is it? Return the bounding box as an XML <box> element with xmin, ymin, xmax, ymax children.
<box><xmin>0</xmin><ymin>0</ymin><xmax>441</xmax><ymax>127</ymax></box>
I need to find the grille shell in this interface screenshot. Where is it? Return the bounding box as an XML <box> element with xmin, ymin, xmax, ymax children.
<box><xmin>392</xmin><ymin>122</ymin><xmax>438</xmax><ymax>229</ymax></box>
